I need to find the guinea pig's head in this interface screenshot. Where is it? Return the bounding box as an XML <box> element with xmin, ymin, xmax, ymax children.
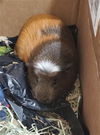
<box><xmin>28</xmin><ymin>59</ymin><xmax>72</xmax><ymax>104</ymax></box>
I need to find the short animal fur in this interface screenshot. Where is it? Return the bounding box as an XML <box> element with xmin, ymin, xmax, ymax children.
<box><xmin>15</xmin><ymin>14</ymin><xmax>78</xmax><ymax>104</ymax></box>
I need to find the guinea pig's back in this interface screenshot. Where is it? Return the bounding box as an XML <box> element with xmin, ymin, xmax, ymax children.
<box><xmin>15</xmin><ymin>14</ymin><xmax>64</xmax><ymax>62</ymax></box>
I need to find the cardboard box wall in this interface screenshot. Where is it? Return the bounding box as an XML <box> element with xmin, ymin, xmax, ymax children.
<box><xmin>0</xmin><ymin>0</ymin><xmax>100</xmax><ymax>135</ymax></box>
<box><xmin>77</xmin><ymin>0</ymin><xmax>100</xmax><ymax>135</ymax></box>
<box><xmin>0</xmin><ymin>0</ymin><xmax>79</xmax><ymax>36</ymax></box>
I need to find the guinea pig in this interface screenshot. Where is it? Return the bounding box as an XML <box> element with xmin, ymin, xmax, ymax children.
<box><xmin>15</xmin><ymin>14</ymin><xmax>78</xmax><ymax>104</ymax></box>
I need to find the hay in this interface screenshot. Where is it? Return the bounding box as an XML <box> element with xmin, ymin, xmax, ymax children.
<box><xmin>0</xmin><ymin>106</ymin><xmax>72</xmax><ymax>135</ymax></box>
<box><xmin>66</xmin><ymin>78</ymin><xmax>81</xmax><ymax>116</ymax></box>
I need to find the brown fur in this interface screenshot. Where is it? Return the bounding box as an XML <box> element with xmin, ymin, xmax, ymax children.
<box><xmin>15</xmin><ymin>14</ymin><xmax>78</xmax><ymax>104</ymax></box>
<box><xmin>15</xmin><ymin>14</ymin><xmax>64</xmax><ymax>62</ymax></box>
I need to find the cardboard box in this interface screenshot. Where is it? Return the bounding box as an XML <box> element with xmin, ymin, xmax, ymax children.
<box><xmin>0</xmin><ymin>0</ymin><xmax>100</xmax><ymax>134</ymax></box>
<box><xmin>77</xmin><ymin>0</ymin><xmax>100</xmax><ymax>135</ymax></box>
<box><xmin>0</xmin><ymin>0</ymin><xmax>79</xmax><ymax>36</ymax></box>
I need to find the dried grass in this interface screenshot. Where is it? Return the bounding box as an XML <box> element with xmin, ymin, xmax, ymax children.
<box><xmin>0</xmin><ymin>106</ymin><xmax>72</xmax><ymax>135</ymax></box>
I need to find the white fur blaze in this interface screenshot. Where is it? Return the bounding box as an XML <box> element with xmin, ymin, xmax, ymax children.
<box><xmin>34</xmin><ymin>60</ymin><xmax>60</xmax><ymax>73</ymax></box>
